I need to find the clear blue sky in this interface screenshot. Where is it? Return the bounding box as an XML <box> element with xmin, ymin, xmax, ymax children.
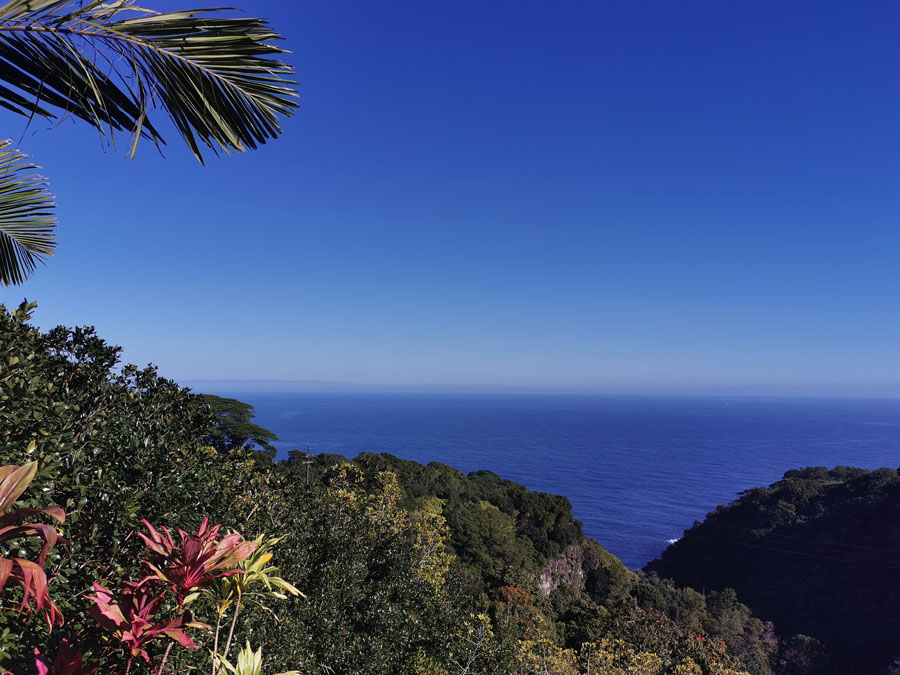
<box><xmin>4</xmin><ymin>0</ymin><xmax>900</xmax><ymax>395</ymax></box>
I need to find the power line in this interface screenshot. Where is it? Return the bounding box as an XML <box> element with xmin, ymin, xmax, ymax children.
<box><xmin>684</xmin><ymin>521</ymin><xmax>900</xmax><ymax>557</ymax></box>
<box><xmin>679</xmin><ymin>531</ymin><xmax>900</xmax><ymax>572</ymax></box>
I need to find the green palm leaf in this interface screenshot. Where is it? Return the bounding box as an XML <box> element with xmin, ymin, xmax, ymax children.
<box><xmin>0</xmin><ymin>0</ymin><xmax>299</xmax><ymax>163</ymax></box>
<box><xmin>0</xmin><ymin>139</ymin><xmax>55</xmax><ymax>286</ymax></box>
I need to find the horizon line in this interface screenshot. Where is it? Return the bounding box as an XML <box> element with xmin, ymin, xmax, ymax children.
<box><xmin>180</xmin><ymin>381</ymin><xmax>900</xmax><ymax>400</ymax></box>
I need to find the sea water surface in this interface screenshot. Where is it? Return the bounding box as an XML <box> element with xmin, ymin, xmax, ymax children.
<box><xmin>216</xmin><ymin>393</ymin><xmax>900</xmax><ymax>569</ymax></box>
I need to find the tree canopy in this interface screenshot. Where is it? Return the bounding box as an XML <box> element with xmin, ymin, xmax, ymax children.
<box><xmin>648</xmin><ymin>466</ymin><xmax>900</xmax><ymax>674</ymax></box>
<box><xmin>201</xmin><ymin>394</ymin><xmax>278</xmax><ymax>453</ymax></box>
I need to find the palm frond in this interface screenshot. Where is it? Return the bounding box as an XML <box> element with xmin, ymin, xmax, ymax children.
<box><xmin>0</xmin><ymin>139</ymin><xmax>55</xmax><ymax>286</ymax></box>
<box><xmin>0</xmin><ymin>0</ymin><xmax>298</xmax><ymax>162</ymax></box>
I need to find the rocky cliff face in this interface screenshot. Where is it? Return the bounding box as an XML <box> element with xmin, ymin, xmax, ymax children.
<box><xmin>538</xmin><ymin>543</ymin><xmax>584</xmax><ymax>598</ymax></box>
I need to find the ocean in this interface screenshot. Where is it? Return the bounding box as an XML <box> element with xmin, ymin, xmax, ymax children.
<box><xmin>216</xmin><ymin>393</ymin><xmax>900</xmax><ymax>569</ymax></box>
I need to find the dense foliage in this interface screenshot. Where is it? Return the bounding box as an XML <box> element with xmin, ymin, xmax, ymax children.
<box><xmin>648</xmin><ymin>466</ymin><xmax>900</xmax><ymax>674</ymax></box>
<box><xmin>0</xmin><ymin>301</ymin><xmax>831</xmax><ymax>674</ymax></box>
<box><xmin>0</xmin><ymin>301</ymin><xmax>262</xmax><ymax>667</ymax></box>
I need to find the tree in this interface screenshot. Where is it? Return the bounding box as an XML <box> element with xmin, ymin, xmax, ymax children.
<box><xmin>201</xmin><ymin>394</ymin><xmax>278</xmax><ymax>453</ymax></box>
<box><xmin>0</xmin><ymin>0</ymin><xmax>298</xmax><ymax>286</ymax></box>
<box><xmin>255</xmin><ymin>465</ymin><xmax>458</xmax><ymax>673</ymax></box>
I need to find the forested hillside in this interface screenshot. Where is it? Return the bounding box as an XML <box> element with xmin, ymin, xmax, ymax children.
<box><xmin>648</xmin><ymin>466</ymin><xmax>900</xmax><ymax>675</ymax></box>
<box><xmin>0</xmin><ymin>301</ymin><xmax>836</xmax><ymax>674</ymax></box>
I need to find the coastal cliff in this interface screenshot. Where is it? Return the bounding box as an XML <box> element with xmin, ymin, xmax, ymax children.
<box><xmin>538</xmin><ymin>543</ymin><xmax>584</xmax><ymax>597</ymax></box>
<box><xmin>648</xmin><ymin>466</ymin><xmax>900</xmax><ymax>674</ymax></box>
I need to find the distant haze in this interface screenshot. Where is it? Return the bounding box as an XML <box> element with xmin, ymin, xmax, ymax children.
<box><xmin>185</xmin><ymin>380</ymin><xmax>900</xmax><ymax>399</ymax></box>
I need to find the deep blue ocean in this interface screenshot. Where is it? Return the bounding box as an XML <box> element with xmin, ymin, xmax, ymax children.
<box><xmin>219</xmin><ymin>393</ymin><xmax>900</xmax><ymax>569</ymax></box>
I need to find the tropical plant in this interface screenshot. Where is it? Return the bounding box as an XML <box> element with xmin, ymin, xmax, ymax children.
<box><xmin>138</xmin><ymin>517</ymin><xmax>257</xmax><ymax>606</ymax></box>
<box><xmin>203</xmin><ymin>535</ymin><xmax>302</xmax><ymax>672</ymax></box>
<box><xmin>0</xmin><ymin>141</ymin><xmax>55</xmax><ymax>286</ymax></box>
<box><xmin>213</xmin><ymin>642</ymin><xmax>299</xmax><ymax>675</ymax></box>
<box><xmin>33</xmin><ymin>640</ymin><xmax>98</xmax><ymax>675</ymax></box>
<box><xmin>0</xmin><ymin>0</ymin><xmax>298</xmax><ymax>285</ymax></box>
<box><xmin>0</xmin><ymin>455</ymin><xmax>65</xmax><ymax>629</ymax></box>
<box><xmin>88</xmin><ymin>580</ymin><xmax>208</xmax><ymax>673</ymax></box>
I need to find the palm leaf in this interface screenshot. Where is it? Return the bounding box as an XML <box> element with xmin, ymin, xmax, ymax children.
<box><xmin>0</xmin><ymin>140</ymin><xmax>55</xmax><ymax>286</ymax></box>
<box><xmin>0</xmin><ymin>0</ymin><xmax>299</xmax><ymax>163</ymax></box>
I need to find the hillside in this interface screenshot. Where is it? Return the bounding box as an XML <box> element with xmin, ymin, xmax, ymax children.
<box><xmin>648</xmin><ymin>466</ymin><xmax>900</xmax><ymax>674</ymax></box>
<box><xmin>290</xmin><ymin>451</ymin><xmax>808</xmax><ymax>675</ymax></box>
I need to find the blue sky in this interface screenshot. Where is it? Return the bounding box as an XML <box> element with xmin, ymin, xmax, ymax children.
<box><xmin>4</xmin><ymin>0</ymin><xmax>900</xmax><ymax>394</ymax></box>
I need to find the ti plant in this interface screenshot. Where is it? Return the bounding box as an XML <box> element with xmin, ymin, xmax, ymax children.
<box><xmin>87</xmin><ymin>517</ymin><xmax>258</xmax><ymax>674</ymax></box>
<box><xmin>0</xmin><ymin>453</ymin><xmax>65</xmax><ymax>629</ymax></box>
<box><xmin>33</xmin><ymin>639</ymin><xmax>98</xmax><ymax>675</ymax></box>
<box><xmin>204</xmin><ymin>536</ymin><xmax>303</xmax><ymax>674</ymax></box>
<box><xmin>88</xmin><ymin>581</ymin><xmax>208</xmax><ymax>673</ymax></box>
<box><xmin>213</xmin><ymin>642</ymin><xmax>299</xmax><ymax>675</ymax></box>
<box><xmin>138</xmin><ymin>517</ymin><xmax>258</xmax><ymax>606</ymax></box>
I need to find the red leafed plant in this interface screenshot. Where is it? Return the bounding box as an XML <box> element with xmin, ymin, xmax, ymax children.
<box><xmin>34</xmin><ymin>640</ymin><xmax>97</xmax><ymax>675</ymax></box>
<box><xmin>0</xmin><ymin>460</ymin><xmax>65</xmax><ymax>628</ymax></box>
<box><xmin>88</xmin><ymin>581</ymin><xmax>208</xmax><ymax>671</ymax></box>
<box><xmin>138</xmin><ymin>518</ymin><xmax>257</xmax><ymax>605</ymax></box>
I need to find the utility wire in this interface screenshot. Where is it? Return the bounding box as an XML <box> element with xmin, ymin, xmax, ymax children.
<box><xmin>681</xmin><ymin>521</ymin><xmax>900</xmax><ymax>557</ymax></box>
<box><xmin>679</xmin><ymin>532</ymin><xmax>900</xmax><ymax>572</ymax></box>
